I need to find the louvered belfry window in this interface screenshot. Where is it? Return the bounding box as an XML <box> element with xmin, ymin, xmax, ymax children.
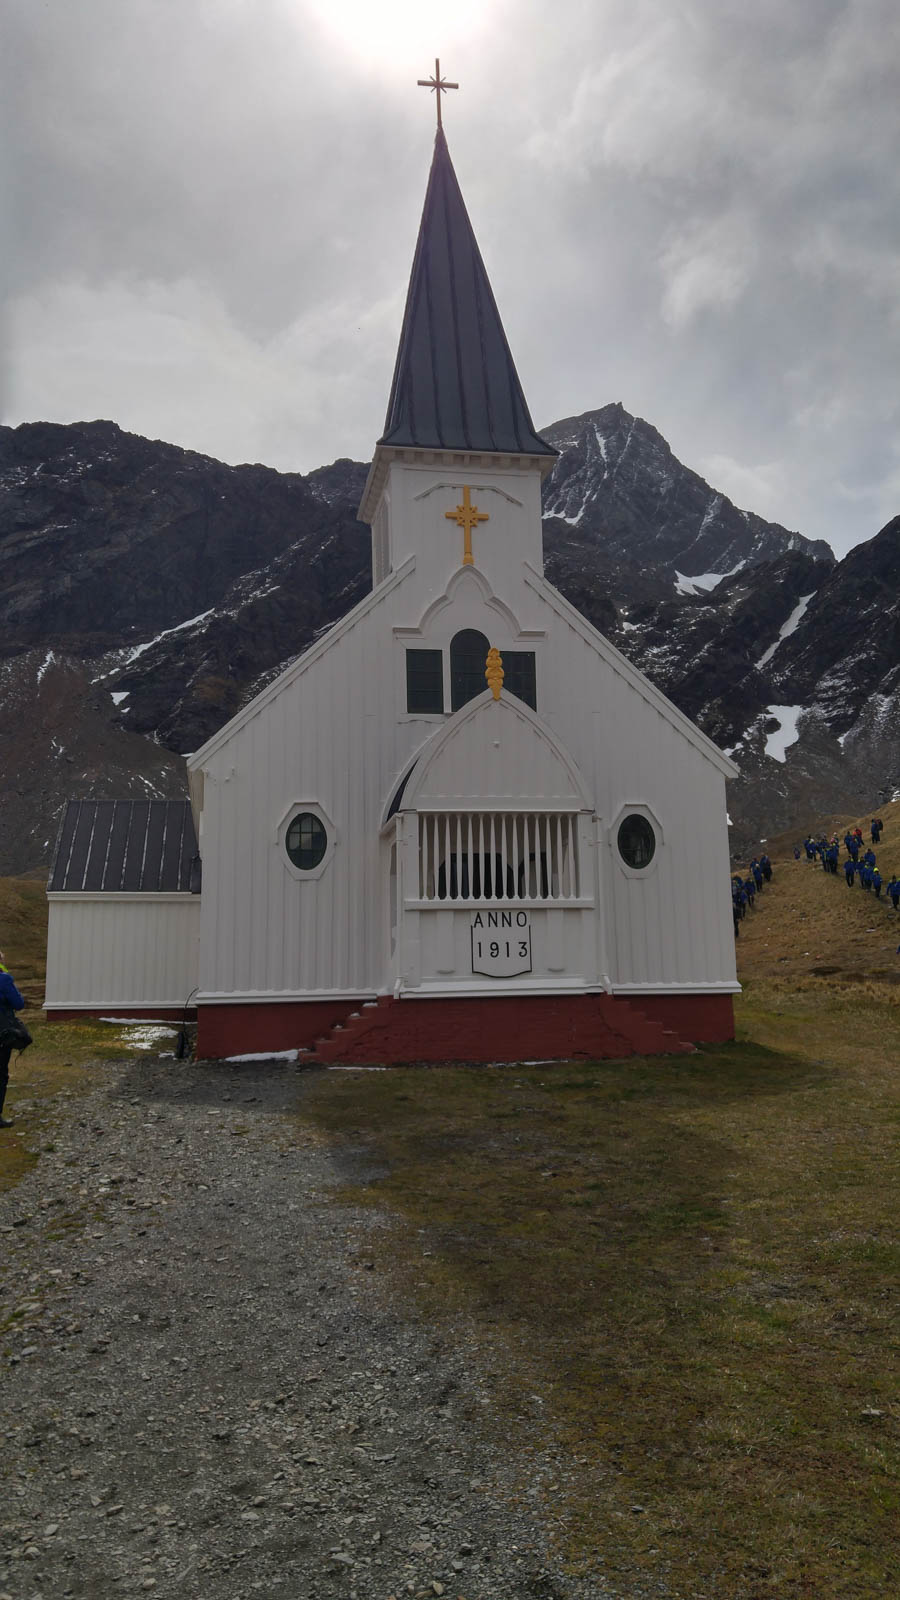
<box><xmin>417</xmin><ymin>813</ymin><xmax>581</xmax><ymax>902</ymax></box>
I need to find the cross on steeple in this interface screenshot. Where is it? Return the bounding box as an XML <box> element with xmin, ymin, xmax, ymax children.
<box><xmin>445</xmin><ymin>485</ymin><xmax>489</xmax><ymax>566</ymax></box>
<box><xmin>417</xmin><ymin>58</ymin><xmax>458</xmax><ymax>130</ymax></box>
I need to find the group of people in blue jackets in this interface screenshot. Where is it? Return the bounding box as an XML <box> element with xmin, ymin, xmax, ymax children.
<box><xmin>797</xmin><ymin>820</ymin><xmax>900</xmax><ymax>911</ymax></box>
<box><xmin>732</xmin><ymin>852</ymin><xmax>773</xmax><ymax>935</ymax></box>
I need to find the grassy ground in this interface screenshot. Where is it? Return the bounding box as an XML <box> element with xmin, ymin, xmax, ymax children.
<box><xmin>2</xmin><ymin>805</ymin><xmax>898</xmax><ymax>1595</ymax></box>
<box><xmin>298</xmin><ymin>996</ymin><xmax>898</xmax><ymax>1599</ymax></box>
<box><xmin>297</xmin><ymin>813</ymin><xmax>900</xmax><ymax>1598</ymax></box>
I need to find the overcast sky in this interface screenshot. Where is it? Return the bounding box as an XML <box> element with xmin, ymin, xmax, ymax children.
<box><xmin>3</xmin><ymin>0</ymin><xmax>899</xmax><ymax>557</ymax></box>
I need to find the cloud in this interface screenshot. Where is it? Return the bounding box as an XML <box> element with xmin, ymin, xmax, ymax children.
<box><xmin>3</xmin><ymin>0</ymin><xmax>900</xmax><ymax>557</ymax></box>
<box><xmin>660</xmin><ymin>213</ymin><xmax>758</xmax><ymax>329</ymax></box>
<box><xmin>6</xmin><ymin>276</ymin><xmax>401</xmax><ymax>470</ymax></box>
<box><xmin>698</xmin><ymin>454</ymin><xmax>789</xmax><ymax>524</ymax></box>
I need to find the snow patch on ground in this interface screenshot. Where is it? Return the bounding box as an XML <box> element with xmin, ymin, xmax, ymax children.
<box><xmin>100</xmin><ymin>1023</ymin><xmax>179</xmax><ymax>1051</ymax></box>
<box><xmin>99</xmin><ymin>1018</ymin><xmax>179</xmax><ymax>1027</ymax></box>
<box><xmin>37</xmin><ymin>650</ymin><xmax>59</xmax><ymax>684</ymax></box>
<box><xmin>224</xmin><ymin>1049</ymin><xmax>299</xmax><ymax>1063</ymax></box>
<box><xmin>110</xmin><ymin>690</ymin><xmax>129</xmax><ymax>706</ymax></box>
<box><xmin>757</xmin><ymin>592</ymin><xmax>817</xmax><ymax>668</ymax></box>
<box><xmin>328</xmin><ymin>1064</ymin><xmax>388</xmax><ymax>1071</ymax></box>
<box><xmin>764</xmin><ymin>705</ymin><xmax>804</xmax><ymax>762</ymax></box>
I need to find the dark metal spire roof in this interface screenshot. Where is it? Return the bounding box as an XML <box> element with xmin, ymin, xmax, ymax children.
<box><xmin>379</xmin><ymin>129</ymin><xmax>557</xmax><ymax>459</ymax></box>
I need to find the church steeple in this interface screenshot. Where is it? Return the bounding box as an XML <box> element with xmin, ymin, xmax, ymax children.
<box><xmin>378</xmin><ymin>128</ymin><xmax>556</xmax><ymax>461</ymax></box>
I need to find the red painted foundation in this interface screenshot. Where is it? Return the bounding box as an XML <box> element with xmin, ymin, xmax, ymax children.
<box><xmin>194</xmin><ymin>991</ymin><xmax>735</xmax><ymax>1064</ymax></box>
<box><xmin>618</xmin><ymin>993</ymin><xmax>736</xmax><ymax>1045</ymax></box>
<box><xmin>197</xmin><ymin>1000</ymin><xmax>359</xmax><ymax>1060</ymax></box>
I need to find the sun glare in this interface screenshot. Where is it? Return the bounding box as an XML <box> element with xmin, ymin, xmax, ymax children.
<box><xmin>300</xmin><ymin>0</ymin><xmax>495</xmax><ymax>72</ymax></box>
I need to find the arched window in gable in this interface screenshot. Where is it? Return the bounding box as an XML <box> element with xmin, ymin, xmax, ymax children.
<box><xmin>450</xmin><ymin>628</ymin><xmax>490</xmax><ymax>711</ymax></box>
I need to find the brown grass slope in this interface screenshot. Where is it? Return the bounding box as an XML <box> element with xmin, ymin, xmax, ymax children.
<box><xmin>737</xmin><ymin>793</ymin><xmax>900</xmax><ymax>986</ymax></box>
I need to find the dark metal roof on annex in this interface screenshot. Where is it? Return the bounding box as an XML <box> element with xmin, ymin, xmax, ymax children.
<box><xmin>49</xmin><ymin>799</ymin><xmax>199</xmax><ymax>894</ymax></box>
<box><xmin>379</xmin><ymin>128</ymin><xmax>557</xmax><ymax>459</ymax></box>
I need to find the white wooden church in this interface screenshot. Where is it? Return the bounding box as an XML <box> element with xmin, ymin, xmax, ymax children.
<box><xmin>45</xmin><ymin>118</ymin><xmax>739</xmax><ymax>1062</ymax></box>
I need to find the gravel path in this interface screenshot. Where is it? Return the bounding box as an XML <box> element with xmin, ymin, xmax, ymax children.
<box><xmin>0</xmin><ymin>1056</ymin><xmax>624</xmax><ymax>1600</ymax></box>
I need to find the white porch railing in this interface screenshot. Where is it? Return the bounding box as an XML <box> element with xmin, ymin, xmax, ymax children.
<box><xmin>417</xmin><ymin>811</ymin><xmax>582</xmax><ymax>902</ymax></box>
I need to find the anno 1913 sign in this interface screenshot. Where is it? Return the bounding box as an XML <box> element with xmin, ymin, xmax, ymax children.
<box><xmin>470</xmin><ymin>910</ymin><xmax>532</xmax><ymax>977</ymax></box>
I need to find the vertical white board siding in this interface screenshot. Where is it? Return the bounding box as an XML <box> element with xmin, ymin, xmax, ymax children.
<box><xmin>199</xmin><ymin>586</ymin><xmax>419</xmax><ymax>998</ymax></box>
<box><xmin>189</xmin><ymin>456</ymin><xmax>736</xmax><ymax>1005</ymax></box>
<box><xmin>546</xmin><ymin>622</ymin><xmax>737</xmax><ymax>992</ymax></box>
<box><xmin>45</xmin><ymin>896</ymin><xmax>201</xmax><ymax>1008</ymax></box>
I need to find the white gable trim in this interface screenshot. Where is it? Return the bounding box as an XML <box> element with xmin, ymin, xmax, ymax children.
<box><xmin>522</xmin><ymin>564</ymin><xmax>739</xmax><ymax>778</ymax></box>
<box><xmin>189</xmin><ymin>555</ymin><xmax>416</xmax><ymax>768</ymax></box>
<box><xmin>393</xmin><ymin>563</ymin><xmax>543</xmax><ymax>642</ymax></box>
<box><xmin>400</xmin><ymin>689</ymin><xmax>594</xmax><ymax>812</ymax></box>
<box><xmin>412</xmin><ymin>481</ymin><xmax>524</xmax><ymax>509</ymax></box>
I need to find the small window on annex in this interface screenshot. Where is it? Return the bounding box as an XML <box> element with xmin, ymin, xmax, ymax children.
<box><xmin>617</xmin><ymin>813</ymin><xmax>656</xmax><ymax>869</ymax></box>
<box><xmin>285</xmin><ymin>812</ymin><xmax>328</xmax><ymax>872</ymax></box>
<box><xmin>450</xmin><ymin>629</ymin><xmax>490</xmax><ymax>711</ymax></box>
<box><xmin>406</xmin><ymin>649</ymin><xmax>444</xmax><ymax>714</ymax></box>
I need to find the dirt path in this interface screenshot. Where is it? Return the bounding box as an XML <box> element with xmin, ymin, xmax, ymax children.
<box><xmin>0</xmin><ymin>1056</ymin><xmax>619</xmax><ymax>1600</ymax></box>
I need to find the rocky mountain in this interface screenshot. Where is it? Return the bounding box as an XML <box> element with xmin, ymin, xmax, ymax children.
<box><xmin>542</xmin><ymin>403</ymin><xmax>833</xmax><ymax>575</ymax></box>
<box><xmin>1</xmin><ymin>410</ymin><xmax>897</xmax><ymax>874</ymax></box>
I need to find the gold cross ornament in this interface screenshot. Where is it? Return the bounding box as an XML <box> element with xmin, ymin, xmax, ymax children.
<box><xmin>445</xmin><ymin>486</ymin><xmax>489</xmax><ymax>566</ymax></box>
<box><xmin>417</xmin><ymin>58</ymin><xmax>458</xmax><ymax>130</ymax></box>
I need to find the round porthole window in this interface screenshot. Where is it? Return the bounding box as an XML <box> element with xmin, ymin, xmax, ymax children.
<box><xmin>285</xmin><ymin>812</ymin><xmax>327</xmax><ymax>872</ymax></box>
<box><xmin>617</xmin><ymin>813</ymin><xmax>656</xmax><ymax>869</ymax></box>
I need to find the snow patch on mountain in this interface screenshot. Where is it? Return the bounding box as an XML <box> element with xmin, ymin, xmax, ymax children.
<box><xmin>122</xmin><ymin>609</ymin><xmax>215</xmax><ymax>667</ymax></box>
<box><xmin>764</xmin><ymin>705</ymin><xmax>805</xmax><ymax>762</ymax></box>
<box><xmin>757</xmin><ymin>592</ymin><xmax>817</xmax><ymax>667</ymax></box>
<box><xmin>673</xmin><ymin>562</ymin><xmax>744</xmax><ymax>597</ymax></box>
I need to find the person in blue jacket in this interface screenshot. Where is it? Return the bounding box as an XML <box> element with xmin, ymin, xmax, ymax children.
<box><xmin>0</xmin><ymin>951</ymin><xmax>26</xmax><ymax>1129</ymax></box>
<box><xmin>887</xmin><ymin>876</ymin><xmax>900</xmax><ymax>910</ymax></box>
<box><xmin>844</xmin><ymin>857</ymin><xmax>856</xmax><ymax>886</ymax></box>
<box><xmin>872</xmin><ymin>868</ymin><xmax>883</xmax><ymax>898</ymax></box>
